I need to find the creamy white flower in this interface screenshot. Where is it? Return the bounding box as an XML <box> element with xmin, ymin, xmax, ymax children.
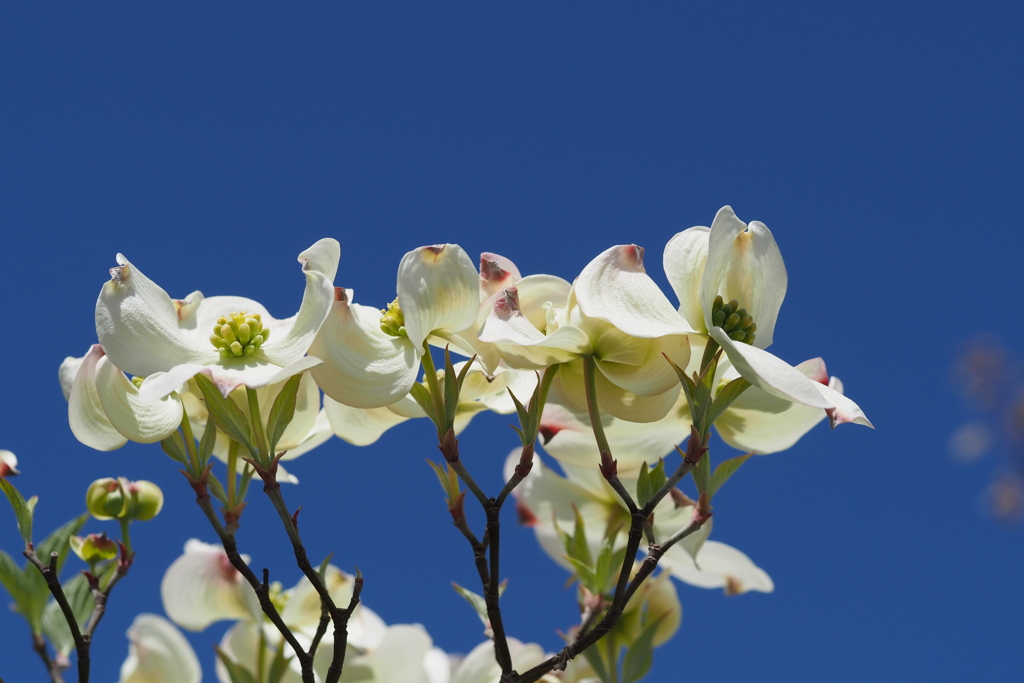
<box><xmin>452</xmin><ymin>638</ymin><xmax>558</xmax><ymax>683</ymax></box>
<box><xmin>480</xmin><ymin>245</ymin><xmax>691</xmax><ymax>423</ymax></box>
<box><xmin>508</xmin><ymin>451</ymin><xmax>771</xmax><ymax>594</ymax></box>
<box><xmin>118</xmin><ymin>614</ymin><xmax>202</xmax><ymax>683</ymax></box>
<box><xmin>310</xmin><ymin>244</ymin><xmax>480</xmax><ymax>409</ymax></box>
<box><xmin>161</xmin><ymin>540</ymin><xmax>261</xmax><ymax>632</ymax></box>
<box><xmin>664</xmin><ymin>207</ymin><xmax>872</xmax><ymax>429</ymax></box>
<box><xmin>95</xmin><ymin>239</ymin><xmax>339</xmax><ymax>401</ymax></box>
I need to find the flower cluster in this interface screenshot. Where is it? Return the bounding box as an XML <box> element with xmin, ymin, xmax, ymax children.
<box><xmin>48</xmin><ymin>206</ymin><xmax>871</xmax><ymax>683</ymax></box>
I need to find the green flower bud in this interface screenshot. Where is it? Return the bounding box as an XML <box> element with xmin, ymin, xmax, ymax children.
<box><xmin>70</xmin><ymin>533</ymin><xmax>119</xmax><ymax>563</ymax></box>
<box><xmin>380</xmin><ymin>297</ymin><xmax>408</xmax><ymax>338</ymax></box>
<box><xmin>86</xmin><ymin>478</ymin><xmax>126</xmax><ymax>520</ymax></box>
<box><xmin>120</xmin><ymin>479</ymin><xmax>164</xmax><ymax>521</ymax></box>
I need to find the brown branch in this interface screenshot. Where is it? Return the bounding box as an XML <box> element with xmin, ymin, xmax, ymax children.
<box><xmin>24</xmin><ymin>549</ymin><xmax>89</xmax><ymax>683</ymax></box>
<box><xmin>31</xmin><ymin>633</ymin><xmax>66</xmax><ymax>683</ymax></box>
<box><xmin>188</xmin><ymin>475</ymin><xmax>316</xmax><ymax>683</ymax></box>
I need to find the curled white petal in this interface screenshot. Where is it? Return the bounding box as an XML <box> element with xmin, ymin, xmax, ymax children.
<box><xmin>661</xmin><ymin>540</ymin><xmax>774</xmax><ymax>594</ymax></box>
<box><xmin>260</xmin><ymin>249</ymin><xmax>337</xmax><ymax>366</ymax></box>
<box><xmin>398</xmin><ymin>244</ymin><xmax>481</xmax><ymax>353</ymax></box>
<box><xmin>575</xmin><ymin>244</ymin><xmax>690</xmax><ymax>339</ymax></box>
<box><xmin>714</xmin><ymin>358</ymin><xmax>832</xmax><ymax>454</ymax></box>
<box><xmin>699</xmin><ymin>207</ymin><xmax>787</xmax><ymax>349</ymax></box>
<box><xmin>96</xmin><ymin>357</ymin><xmax>183</xmax><ymax>443</ymax></box>
<box><xmin>118</xmin><ymin>614</ymin><xmax>201</xmax><ymax>683</ymax></box>
<box><xmin>663</xmin><ymin>226</ymin><xmax>710</xmax><ymax>333</ymax></box>
<box><xmin>453</xmin><ymin>638</ymin><xmax>551</xmax><ymax>683</ymax></box>
<box><xmin>96</xmin><ymin>254</ymin><xmax>216</xmax><ymax>377</ymax></box>
<box><xmin>68</xmin><ymin>345</ymin><xmax>127</xmax><ymax>451</ymax></box>
<box><xmin>711</xmin><ymin>328</ymin><xmax>831</xmax><ymax>409</ymax></box>
<box><xmin>820</xmin><ymin>377</ymin><xmax>874</xmax><ymax>429</ymax></box>
<box><xmin>310</xmin><ymin>289</ymin><xmax>419</xmax><ymax>408</ymax></box>
<box><xmin>298</xmin><ymin>237</ymin><xmax>341</xmax><ymax>283</ymax></box>
<box><xmin>479</xmin><ymin>252</ymin><xmax>521</xmax><ymax>299</ymax></box>
<box><xmin>59</xmin><ymin>354</ymin><xmax>85</xmax><ymax>401</ymax></box>
<box><xmin>323</xmin><ymin>395</ymin><xmax>413</xmax><ymax>446</ymax></box>
<box><xmin>479</xmin><ymin>289</ymin><xmax>590</xmax><ymax>369</ymax></box>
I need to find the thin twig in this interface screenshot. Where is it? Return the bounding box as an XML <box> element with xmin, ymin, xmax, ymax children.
<box><xmin>24</xmin><ymin>550</ymin><xmax>89</xmax><ymax>682</ymax></box>
<box><xmin>31</xmin><ymin>634</ymin><xmax>65</xmax><ymax>683</ymax></box>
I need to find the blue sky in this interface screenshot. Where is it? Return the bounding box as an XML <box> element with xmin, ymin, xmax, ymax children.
<box><xmin>2</xmin><ymin>3</ymin><xmax>1023</xmax><ymax>681</ymax></box>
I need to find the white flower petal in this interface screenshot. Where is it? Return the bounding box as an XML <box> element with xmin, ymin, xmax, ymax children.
<box><xmin>595</xmin><ymin>334</ymin><xmax>690</xmax><ymax>397</ymax></box>
<box><xmin>366</xmin><ymin>624</ymin><xmax>435</xmax><ymax>683</ymax></box>
<box><xmin>118</xmin><ymin>614</ymin><xmax>201</xmax><ymax>683</ymax></box>
<box><xmin>663</xmin><ymin>226</ymin><xmax>710</xmax><ymax>333</ymax></box>
<box><xmin>479</xmin><ymin>252</ymin><xmax>521</xmax><ymax>299</ymax></box>
<box><xmin>95</xmin><ymin>357</ymin><xmax>183</xmax><ymax>444</ymax></box>
<box><xmin>575</xmin><ymin>245</ymin><xmax>690</xmax><ymax>339</ymax></box>
<box><xmin>0</xmin><ymin>450</ymin><xmax>18</xmax><ymax>477</ymax></box>
<box><xmin>279</xmin><ymin>409</ymin><xmax>333</xmax><ymax>460</ymax></box>
<box><xmin>714</xmin><ymin>358</ymin><xmax>832</xmax><ymax>454</ymax></box>
<box><xmin>661</xmin><ymin>540</ymin><xmax>774</xmax><ymax>594</ymax></box>
<box><xmin>820</xmin><ymin>377</ymin><xmax>874</xmax><ymax>429</ymax></box>
<box><xmin>514</xmin><ymin>274</ymin><xmax>572</xmax><ymax>333</ymax></box>
<box><xmin>137</xmin><ymin>364</ymin><xmax>207</xmax><ymax>403</ymax></box>
<box><xmin>424</xmin><ymin>647</ymin><xmax>452</xmax><ymax>683</ymax></box>
<box><xmin>200</xmin><ymin>356</ymin><xmax>322</xmax><ymax>400</ymax></box>
<box><xmin>260</xmin><ymin>255</ymin><xmax>337</xmax><ymax>366</ymax></box>
<box><xmin>710</xmin><ymin>328</ymin><xmax>832</xmax><ymax>409</ymax></box>
<box><xmin>309</xmin><ymin>290</ymin><xmax>419</xmax><ymax>409</ymax></box>
<box><xmin>68</xmin><ymin>345</ymin><xmax>127</xmax><ymax>451</ymax></box>
<box><xmin>323</xmin><ymin>395</ymin><xmax>412</xmax><ymax>446</ymax></box>
<box><xmin>554</xmin><ymin>359</ymin><xmax>680</xmax><ymax>423</ymax></box>
<box><xmin>280</xmin><ymin>565</ymin><xmax>360</xmax><ymax>632</ymax></box>
<box><xmin>398</xmin><ymin>244</ymin><xmax>481</xmax><ymax>353</ymax></box>
<box><xmin>298</xmin><ymin>237</ymin><xmax>342</xmax><ymax>284</ymax></box>
<box><xmin>479</xmin><ymin>290</ymin><xmax>591</xmax><ymax>369</ymax></box>
<box><xmin>453</xmin><ymin>639</ymin><xmax>551</xmax><ymax>683</ymax></box>
<box><xmin>59</xmin><ymin>354</ymin><xmax>85</xmax><ymax>401</ymax></box>
<box><xmin>161</xmin><ymin>539</ymin><xmax>260</xmax><ymax>631</ymax></box>
<box><xmin>539</xmin><ymin>397</ymin><xmax>691</xmax><ymax>474</ymax></box>
<box><xmin>96</xmin><ymin>254</ymin><xmax>216</xmax><ymax>377</ymax></box>
<box><xmin>699</xmin><ymin>207</ymin><xmax>787</xmax><ymax>349</ymax></box>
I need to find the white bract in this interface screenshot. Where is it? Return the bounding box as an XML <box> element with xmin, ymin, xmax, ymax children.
<box><xmin>0</xmin><ymin>449</ymin><xmax>19</xmax><ymax>477</ymax></box>
<box><xmin>480</xmin><ymin>245</ymin><xmax>691</xmax><ymax>422</ymax></box>
<box><xmin>60</xmin><ymin>345</ymin><xmax>184</xmax><ymax>451</ymax></box>
<box><xmin>508</xmin><ymin>451</ymin><xmax>772</xmax><ymax>595</ymax></box>
<box><xmin>117</xmin><ymin>614</ymin><xmax>202</xmax><ymax>683</ymax></box>
<box><xmin>95</xmin><ymin>239</ymin><xmax>339</xmax><ymax>401</ymax></box>
<box><xmin>310</xmin><ymin>244</ymin><xmax>480</xmax><ymax>409</ymax></box>
<box><xmin>161</xmin><ymin>540</ymin><xmax>261</xmax><ymax>631</ymax></box>
<box><xmin>664</xmin><ymin>206</ymin><xmax>872</xmax><ymax>429</ymax></box>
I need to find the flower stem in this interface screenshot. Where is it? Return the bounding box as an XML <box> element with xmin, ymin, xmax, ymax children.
<box><xmin>246</xmin><ymin>387</ymin><xmax>270</xmax><ymax>463</ymax></box>
<box><xmin>227</xmin><ymin>440</ymin><xmax>239</xmax><ymax>508</ymax></box>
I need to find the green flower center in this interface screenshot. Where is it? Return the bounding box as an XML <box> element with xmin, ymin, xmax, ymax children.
<box><xmin>380</xmin><ymin>298</ymin><xmax>407</xmax><ymax>338</ymax></box>
<box><xmin>210</xmin><ymin>311</ymin><xmax>271</xmax><ymax>360</ymax></box>
<box><xmin>711</xmin><ymin>295</ymin><xmax>757</xmax><ymax>345</ymax></box>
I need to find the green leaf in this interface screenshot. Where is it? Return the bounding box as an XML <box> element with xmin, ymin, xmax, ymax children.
<box><xmin>37</xmin><ymin>515</ymin><xmax>88</xmax><ymax>577</ymax></box>
<box><xmin>0</xmin><ymin>477</ymin><xmax>34</xmax><ymax>545</ymax></box>
<box><xmin>692</xmin><ymin>447</ymin><xmax>711</xmax><ymax>494</ymax></box>
<box><xmin>266</xmin><ymin>374</ymin><xmax>304</xmax><ymax>455</ymax></box>
<box><xmin>648</xmin><ymin>460</ymin><xmax>667</xmax><ymax>496</ymax></box>
<box><xmin>635</xmin><ymin>462</ymin><xmax>652</xmax><ymax>508</ymax></box>
<box><xmin>710</xmin><ymin>453</ymin><xmax>754</xmax><ymax>496</ymax></box>
<box><xmin>207</xmin><ymin>472</ymin><xmax>229</xmax><ymax>506</ymax></box>
<box><xmin>267</xmin><ymin>640</ymin><xmax>292</xmax><ymax>683</ymax></box>
<box><xmin>0</xmin><ymin>549</ymin><xmax>27</xmax><ymax>609</ymax></box>
<box><xmin>566</xmin><ymin>506</ymin><xmax>592</xmax><ymax>567</ymax></box>
<box><xmin>565</xmin><ymin>556</ymin><xmax>597</xmax><ymax>592</ymax></box>
<box><xmin>199</xmin><ymin>416</ymin><xmax>218</xmax><ymax>466</ymax></box>
<box><xmin>452</xmin><ymin>581</ymin><xmax>506</xmax><ymax>629</ymax></box>
<box><xmin>160</xmin><ymin>431</ymin><xmax>188</xmax><ymax>464</ymax></box>
<box><xmin>665</xmin><ymin>354</ymin><xmax>699</xmax><ymax>421</ymax></box>
<box><xmin>316</xmin><ymin>554</ymin><xmax>333</xmax><ymax>583</ymax></box>
<box><xmin>237</xmin><ymin>465</ymin><xmax>254</xmax><ymax>502</ymax></box>
<box><xmin>426</xmin><ymin>460</ymin><xmax>459</xmax><ymax>506</ymax></box>
<box><xmin>582</xmin><ymin>642</ymin><xmax>613</xmax><ymax>683</ymax></box>
<box><xmin>194</xmin><ymin>374</ymin><xmax>254</xmax><ymax>453</ymax></box>
<box><xmin>621</xmin><ymin>616</ymin><xmax>663</xmax><ymax>683</ymax></box>
<box><xmin>409</xmin><ymin>383</ymin><xmax>439</xmax><ymax>430</ymax></box>
<box><xmin>593</xmin><ymin>538</ymin><xmax>618</xmax><ymax>594</ymax></box>
<box><xmin>706</xmin><ymin>377</ymin><xmax>751</xmax><ymax>427</ymax></box>
<box><xmin>42</xmin><ymin>573</ymin><xmax>95</xmax><ymax>655</ymax></box>
<box><xmin>442</xmin><ymin>348</ymin><xmax>460</xmax><ymax>432</ymax></box>
<box><xmin>215</xmin><ymin>646</ymin><xmax>257</xmax><ymax>683</ymax></box>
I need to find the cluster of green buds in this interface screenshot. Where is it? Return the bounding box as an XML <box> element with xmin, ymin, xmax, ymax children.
<box><xmin>380</xmin><ymin>297</ymin><xmax>407</xmax><ymax>338</ymax></box>
<box><xmin>86</xmin><ymin>477</ymin><xmax>164</xmax><ymax>522</ymax></box>
<box><xmin>69</xmin><ymin>532</ymin><xmax>119</xmax><ymax>563</ymax></box>
<box><xmin>209</xmin><ymin>311</ymin><xmax>271</xmax><ymax>360</ymax></box>
<box><xmin>711</xmin><ymin>295</ymin><xmax>757</xmax><ymax>344</ymax></box>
